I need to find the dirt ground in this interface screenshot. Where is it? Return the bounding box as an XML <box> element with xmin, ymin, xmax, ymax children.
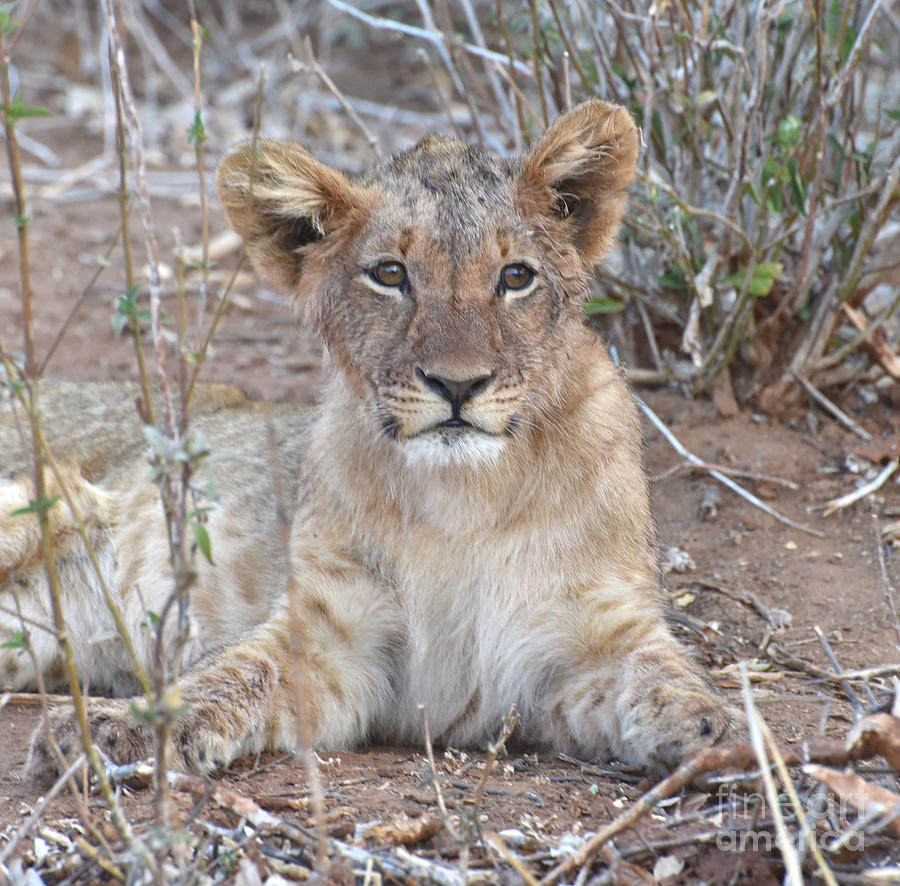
<box><xmin>2</xmin><ymin>5</ymin><xmax>900</xmax><ymax>884</ymax></box>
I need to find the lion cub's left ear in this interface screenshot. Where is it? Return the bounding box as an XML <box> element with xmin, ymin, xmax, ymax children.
<box><xmin>216</xmin><ymin>139</ymin><xmax>369</xmax><ymax>292</ymax></box>
<box><xmin>520</xmin><ymin>99</ymin><xmax>639</xmax><ymax>266</ymax></box>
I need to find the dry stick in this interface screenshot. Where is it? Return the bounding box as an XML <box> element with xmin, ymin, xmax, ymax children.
<box><xmin>790</xmin><ymin>370</ymin><xmax>872</xmax><ymax>442</ymax></box>
<box><xmin>187</xmin><ymin>1</ymin><xmax>211</xmax><ymax>337</ymax></box>
<box><xmin>797</xmin><ymin>147</ymin><xmax>900</xmax><ymax>372</ymax></box>
<box><xmin>739</xmin><ymin>664</ymin><xmax>804</xmax><ymax>886</ymax></box>
<box><xmin>183</xmin><ymin>251</ymin><xmax>247</xmax><ymax>410</ymax></box>
<box><xmin>291</xmin><ymin>37</ymin><xmax>380</xmax><ymax>157</ymax></box>
<box><xmin>825</xmin><ymin>0</ymin><xmax>886</xmax><ymax>110</ymax></box>
<box><xmin>485</xmin><ymin>832</ymin><xmax>541</xmax><ymax>886</ymax></box>
<box><xmin>651</xmin><ymin>459</ymin><xmax>798</xmax><ymax>489</ymax></box>
<box><xmin>874</xmin><ymin>515</ymin><xmax>900</xmax><ymax>649</ymax></box>
<box><xmin>635</xmin><ymin>394</ymin><xmax>825</xmax><ymax>538</ymax></box>
<box><xmin>108</xmin><ymin>13</ymin><xmax>154</xmax><ymax>425</ymax></box>
<box><xmin>419</xmin><ymin>47</ymin><xmax>465</xmax><ymax>140</ymax></box>
<box><xmin>546</xmin><ymin>0</ymin><xmax>593</xmax><ymax>98</ymax></box>
<box><xmin>183</xmin><ymin>70</ymin><xmax>261</xmax><ymax>412</ymax></box>
<box><xmin>420</xmin><ymin>704</ymin><xmax>467</xmax><ymax>873</ymax></box>
<box><xmin>104</xmin><ymin>6</ymin><xmax>196</xmax><ymax>876</ymax></box>
<box><xmin>528</xmin><ymin>0</ymin><xmax>549</xmax><ymax>126</ymax></box>
<box><xmin>114</xmin><ymin>764</ymin><xmax>467</xmax><ymax>884</ymax></box>
<box><xmin>412</xmin><ymin>0</ymin><xmax>487</xmax><ymax>147</ymax></box>
<box><xmin>1</xmin><ymin>42</ymin><xmax>35</xmax><ymax>377</ymax></box>
<box><xmin>38</xmin><ymin>227</ymin><xmax>121</xmax><ymax>374</ymax></box>
<box><xmin>814</xmin><ymin>625</ymin><xmax>868</xmax><ymax>714</ymax></box>
<box><xmin>822</xmin><ymin>458</ymin><xmax>900</xmax><ymax>517</ymax></box>
<box><xmin>73</xmin><ymin>836</ymin><xmax>126</xmax><ymax>882</ymax></box>
<box><xmin>102</xmin><ymin>0</ymin><xmax>174</xmax><ymax>437</ymax></box>
<box><xmin>456</xmin><ymin>0</ymin><xmax>516</xmax><ymax>139</ymax></box>
<box><xmin>325</xmin><ymin>0</ymin><xmax>533</xmax><ymax>77</ymax></box>
<box><xmin>494</xmin><ymin>0</ymin><xmax>527</xmax><ymax>141</ymax></box>
<box><xmin>472</xmin><ymin>704</ymin><xmax>520</xmax><ymax>814</ymax></box>
<box><xmin>759</xmin><ymin>718</ymin><xmax>838</xmax><ymax>886</ymax></box>
<box><xmin>491</xmin><ymin>62</ymin><xmax>544</xmax><ymax>131</ymax></box>
<box><xmin>814</xmin><ymin>293</ymin><xmax>900</xmax><ymax>373</ymax></box>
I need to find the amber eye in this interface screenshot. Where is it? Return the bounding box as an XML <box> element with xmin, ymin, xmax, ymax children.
<box><xmin>500</xmin><ymin>263</ymin><xmax>535</xmax><ymax>294</ymax></box>
<box><xmin>371</xmin><ymin>261</ymin><xmax>407</xmax><ymax>288</ymax></box>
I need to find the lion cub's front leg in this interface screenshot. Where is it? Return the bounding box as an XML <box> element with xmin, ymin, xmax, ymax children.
<box><xmin>545</xmin><ymin>586</ymin><xmax>737</xmax><ymax>772</ymax></box>
<box><xmin>29</xmin><ymin>553</ymin><xmax>401</xmax><ymax>782</ymax></box>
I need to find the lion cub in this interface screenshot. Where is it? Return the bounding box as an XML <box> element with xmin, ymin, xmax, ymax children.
<box><xmin>2</xmin><ymin>100</ymin><xmax>735</xmax><ymax>780</ymax></box>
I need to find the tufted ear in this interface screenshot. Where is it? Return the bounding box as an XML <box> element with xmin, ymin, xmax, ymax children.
<box><xmin>216</xmin><ymin>139</ymin><xmax>369</xmax><ymax>292</ymax></box>
<box><xmin>520</xmin><ymin>99</ymin><xmax>639</xmax><ymax>266</ymax></box>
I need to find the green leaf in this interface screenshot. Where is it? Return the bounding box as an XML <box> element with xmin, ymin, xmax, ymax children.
<box><xmin>1</xmin><ymin>630</ymin><xmax>26</xmax><ymax>651</ymax></box>
<box><xmin>776</xmin><ymin>115</ymin><xmax>802</xmax><ymax>148</ymax></box>
<box><xmin>723</xmin><ymin>263</ymin><xmax>784</xmax><ymax>297</ymax></box>
<box><xmin>191</xmin><ymin>521</ymin><xmax>214</xmax><ymax>564</ymax></box>
<box><xmin>10</xmin><ymin>494</ymin><xmax>61</xmax><ymax>517</ymax></box>
<box><xmin>886</xmin><ymin>110</ymin><xmax>900</xmax><ymax>121</ymax></box>
<box><xmin>584</xmin><ymin>298</ymin><xmax>624</xmax><ymax>316</ymax></box>
<box><xmin>0</xmin><ymin>2</ymin><xmax>19</xmax><ymax>35</ymax></box>
<box><xmin>187</xmin><ymin>109</ymin><xmax>208</xmax><ymax>146</ymax></box>
<box><xmin>2</xmin><ymin>95</ymin><xmax>52</xmax><ymax>123</ymax></box>
<box><xmin>112</xmin><ymin>284</ymin><xmax>141</xmax><ymax>335</ymax></box>
<box><xmin>746</xmin><ymin>181</ymin><xmax>762</xmax><ymax>207</ymax></box>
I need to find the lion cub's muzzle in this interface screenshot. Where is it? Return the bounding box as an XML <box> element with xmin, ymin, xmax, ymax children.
<box><xmin>416</xmin><ymin>368</ymin><xmax>495</xmax><ymax>426</ymax></box>
<box><xmin>379</xmin><ymin>366</ymin><xmax>518</xmax><ymax>465</ymax></box>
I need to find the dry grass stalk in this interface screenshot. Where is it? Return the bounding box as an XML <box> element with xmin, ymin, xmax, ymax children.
<box><xmin>740</xmin><ymin>663</ymin><xmax>804</xmax><ymax>886</ymax></box>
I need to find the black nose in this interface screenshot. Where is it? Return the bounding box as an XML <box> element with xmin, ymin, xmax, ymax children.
<box><xmin>417</xmin><ymin>369</ymin><xmax>494</xmax><ymax>417</ymax></box>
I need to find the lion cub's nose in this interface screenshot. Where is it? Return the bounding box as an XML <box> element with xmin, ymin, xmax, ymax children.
<box><xmin>416</xmin><ymin>369</ymin><xmax>494</xmax><ymax>417</ymax></box>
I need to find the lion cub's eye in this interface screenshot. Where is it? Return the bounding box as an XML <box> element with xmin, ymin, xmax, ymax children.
<box><xmin>371</xmin><ymin>261</ymin><xmax>407</xmax><ymax>288</ymax></box>
<box><xmin>499</xmin><ymin>263</ymin><xmax>535</xmax><ymax>296</ymax></box>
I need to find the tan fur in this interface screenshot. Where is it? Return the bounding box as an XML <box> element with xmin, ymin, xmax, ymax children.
<box><xmin>1</xmin><ymin>100</ymin><xmax>737</xmax><ymax>783</ymax></box>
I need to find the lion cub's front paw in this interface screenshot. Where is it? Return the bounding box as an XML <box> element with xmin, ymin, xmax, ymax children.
<box><xmin>169</xmin><ymin>702</ymin><xmax>247</xmax><ymax>774</ymax></box>
<box><xmin>620</xmin><ymin>684</ymin><xmax>740</xmax><ymax>773</ymax></box>
<box><xmin>27</xmin><ymin>700</ymin><xmax>154</xmax><ymax>788</ymax></box>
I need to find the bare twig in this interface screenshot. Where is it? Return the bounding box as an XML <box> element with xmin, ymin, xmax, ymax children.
<box><xmin>651</xmin><ymin>458</ymin><xmax>799</xmax><ymax>489</ymax></box>
<box><xmin>791</xmin><ymin>370</ymin><xmax>872</xmax><ymax>442</ymax></box>
<box><xmin>325</xmin><ymin>0</ymin><xmax>533</xmax><ymax>76</ymax></box>
<box><xmin>289</xmin><ymin>37</ymin><xmax>381</xmax><ymax>157</ymax></box>
<box><xmin>740</xmin><ymin>663</ymin><xmax>804</xmax><ymax>886</ymax></box>
<box><xmin>472</xmin><ymin>704</ymin><xmax>520</xmax><ymax>813</ymax></box>
<box><xmin>822</xmin><ymin>458</ymin><xmax>900</xmax><ymax>517</ymax></box>
<box><xmin>636</xmin><ymin>394</ymin><xmax>824</xmax><ymax>537</ymax></box>
<box><xmin>874</xmin><ymin>515</ymin><xmax>900</xmax><ymax>649</ymax></box>
<box><xmin>814</xmin><ymin>625</ymin><xmax>865</xmax><ymax>714</ymax></box>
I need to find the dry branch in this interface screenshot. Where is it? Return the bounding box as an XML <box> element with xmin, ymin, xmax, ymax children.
<box><xmin>636</xmin><ymin>393</ymin><xmax>824</xmax><ymax>537</ymax></box>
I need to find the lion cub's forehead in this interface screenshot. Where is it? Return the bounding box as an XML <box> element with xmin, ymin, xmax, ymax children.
<box><xmin>359</xmin><ymin>136</ymin><xmax>521</xmax><ymax>241</ymax></box>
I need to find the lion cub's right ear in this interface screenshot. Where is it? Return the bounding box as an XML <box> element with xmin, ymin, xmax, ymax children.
<box><xmin>216</xmin><ymin>139</ymin><xmax>369</xmax><ymax>292</ymax></box>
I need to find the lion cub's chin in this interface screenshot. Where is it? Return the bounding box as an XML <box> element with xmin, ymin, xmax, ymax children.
<box><xmin>400</xmin><ymin>427</ymin><xmax>507</xmax><ymax>469</ymax></box>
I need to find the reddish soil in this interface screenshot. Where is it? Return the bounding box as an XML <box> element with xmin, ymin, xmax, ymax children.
<box><xmin>1</xmin><ymin>8</ymin><xmax>899</xmax><ymax>883</ymax></box>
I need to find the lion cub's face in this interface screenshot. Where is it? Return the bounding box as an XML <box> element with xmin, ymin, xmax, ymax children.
<box><xmin>217</xmin><ymin>101</ymin><xmax>638</xmax><ymax>466</ymax></box>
